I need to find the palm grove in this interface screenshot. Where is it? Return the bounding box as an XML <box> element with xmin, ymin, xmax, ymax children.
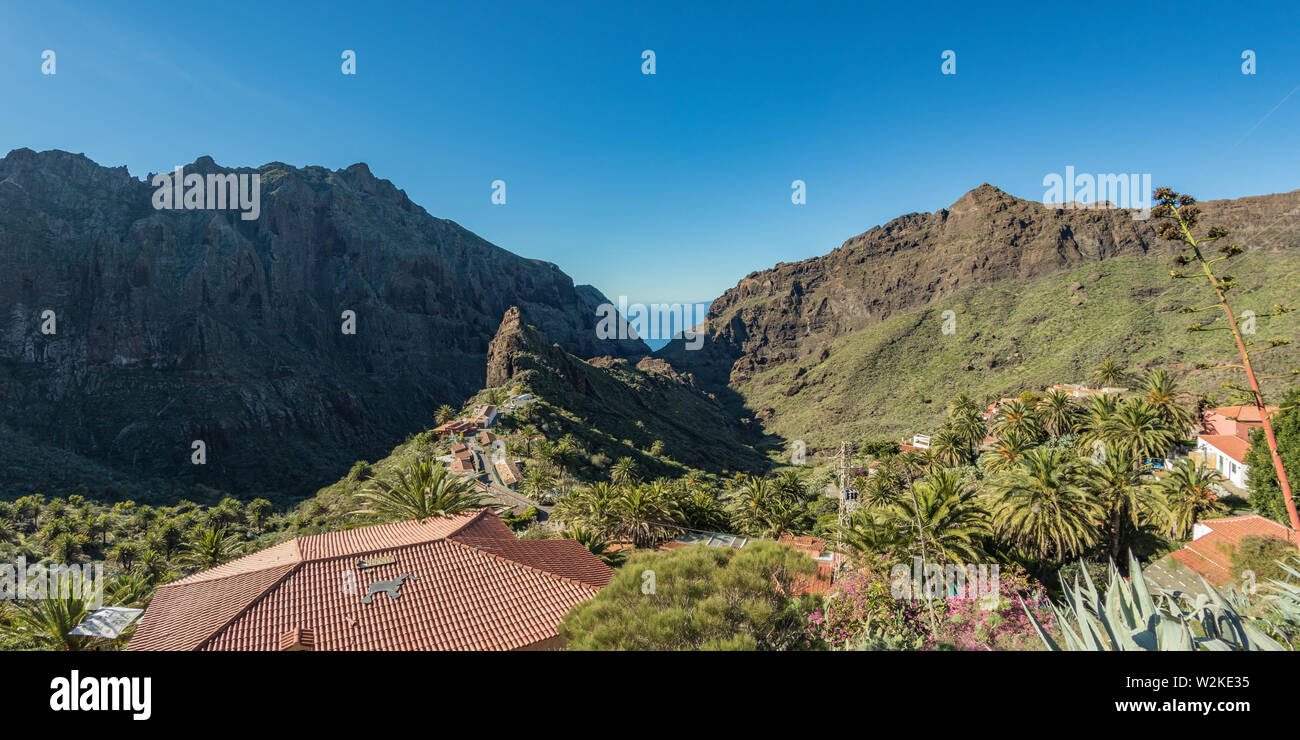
<box><xmin>2</xmin><ymin>190</ymin><xmax>1298</xmax><ymax>651</ymax></box>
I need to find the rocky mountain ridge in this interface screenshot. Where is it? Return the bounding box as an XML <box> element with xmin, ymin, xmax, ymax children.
<box><xmin>0</xmin><ymin>148</ymin><xmax>645</xmax><ymax>499</ymax></box>
<box><xmin>657</xmin><ymin>184</ymin><xmax>1300</xmax><ymax>391</ymax></box>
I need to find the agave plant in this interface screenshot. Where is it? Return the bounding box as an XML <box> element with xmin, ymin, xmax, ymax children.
<box><xmin>1264</xmin><ymin>558</ymin><xmax>1300</xmax><ymax>635</ymax></box>
<box><xmin>1022</xmin><ymin>552</ymin><xmax>1286</xmax><ymax>650</ymax></box>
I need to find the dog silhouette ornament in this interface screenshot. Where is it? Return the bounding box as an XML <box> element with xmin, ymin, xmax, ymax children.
<box><xmin>361</xmin><ymin>573</ymin><xmax>418</xmax><ymax>604</ymax></box>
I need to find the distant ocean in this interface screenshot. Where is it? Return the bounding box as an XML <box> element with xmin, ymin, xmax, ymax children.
<box><xmin>624</xmin><ymin>301</ymin><xmax>712</xmax><ymax>351</ymax></box>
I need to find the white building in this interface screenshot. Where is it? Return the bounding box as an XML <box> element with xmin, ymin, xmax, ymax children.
<box><xmin>1196</xmin><ymin>434</ymin><xmax>1250</xmax><ymax>489</ymax></box>
<box><xmin>470</xmin><ymin>404</ymin><xmax>499</xmax><ymax>429</ymax></box>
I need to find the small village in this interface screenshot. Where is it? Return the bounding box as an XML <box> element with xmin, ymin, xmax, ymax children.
<box><xmin>84</xmin><ymin>363</ymin><xmax>1297</xmax><ymax>653</ymax></box>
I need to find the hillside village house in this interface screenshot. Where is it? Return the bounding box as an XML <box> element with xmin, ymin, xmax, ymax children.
<box><xmin>981</xmin><ymin>397</ymin><xmax>1020</xmax><ymax>421</ymax></box>
<box><xmin>448</xmin><ymin>443</ymin><xmax>478</xmax><ymax>475</ymax></box>
<box><xmin>1144</xmin><ymin>514</ymin><xmax>1295</xmax><ymax>596</ymax></box>
<box><xmin>1194</xmin><ymin>405</ymin><xmax>1278</xmax><ymax>489</ymax></box>
<box><xmin>433</xmin><ymin>419</ymin><xmax>478</xmax><ymax>439</ymax></box>
<box><xmin>495</xmin><ymin>458</ymin><xmax>524</xmax><ymax>487</ymax></box>
<box><xmin>470</xmin><ymin>404</ymin><xmax>499</xmax><ymax>429</ymax></box>
<box><xmin>127</xmin><ymin>511</ymin><xmax>611</xmax><ymax>651</ymax></box>
<box><xmin>1045</xmin><ymin>383</ymin><xmax>1127</xmax><ymax>399</ymax></box>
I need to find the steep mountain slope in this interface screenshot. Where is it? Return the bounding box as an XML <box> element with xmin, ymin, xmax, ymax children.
<box><xmin>658</xmin><ymin>185</ymin><xmax>1300</xmax><ymax>452</ymax></box>
<box><xmin>485</xmin><ymin>307</ymin><xmax>771</xmax><ymax>474</ymax></box>
<box><xmin>0</xmin><ymin>149</ymin><xmax>646</xmax><ymax>501</ymax></box>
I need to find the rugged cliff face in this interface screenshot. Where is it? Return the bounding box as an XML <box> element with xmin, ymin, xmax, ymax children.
<box><xmin>658</xmin><ymin>184</ymin><xmax>1300</xmax><ymax>391</ymax></box>
<box><xmin>0</xmin><ymin>148</ymin><xmax>646</xmax><ymax>499</ymax></box>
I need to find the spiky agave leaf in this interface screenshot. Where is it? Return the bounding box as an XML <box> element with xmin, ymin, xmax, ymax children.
<box><xmin>1024</xmin><ymin>553</ymin><xmax>1290</xmax><ymax>651</ymax></box>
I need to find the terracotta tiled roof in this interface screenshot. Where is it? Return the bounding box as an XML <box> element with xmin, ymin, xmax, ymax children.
<box><xmin>454</xmin><ymin>538</ymin><xmax>613</xmax><ymax>587</ymax></box>
<box><xmin>1198</xmin><ymin>433</ymin><xmax>1251</xmax><ymax>464</ymax></box>
<box><xmin>1168</xmin><ymin>514</ymin><xmax>1295</xmax><ymax>586</ymax></box>
<box><xmin>128</xmin><ymin>510</ymin><xmax>611</xmax><ymax>651</ymax></box>
<box><xmin>777</xmin><ymin>533</ymin><xmax>830</xmax><ymax>559</ymax></box>
<box><xmin>1208</xmin><ymin>405</ymin><xmax>1278</xmax><ymax>423</ymax></box>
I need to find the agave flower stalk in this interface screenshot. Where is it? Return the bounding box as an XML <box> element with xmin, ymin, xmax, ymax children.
<box><xmin>1152</xmin><ymin>188</ymin><xmax>1299</xmax><ymax>546</ymax></box>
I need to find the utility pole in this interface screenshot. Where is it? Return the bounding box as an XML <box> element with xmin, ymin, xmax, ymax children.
<box><xmin>836</xmin><ymin>441</ymin><xmax>858</xmax><ymax>547</ymax></box>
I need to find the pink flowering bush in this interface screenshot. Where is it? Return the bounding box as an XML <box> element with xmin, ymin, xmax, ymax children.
<box><xmin>809</xmin><ymin>562</ymin><xmax>1056</xmax><ymax>651</ymax></box>
<box><xmin>930</xmin><ymin>566</ymin><xmax>1055</xmax><ymax>651</ymax></box>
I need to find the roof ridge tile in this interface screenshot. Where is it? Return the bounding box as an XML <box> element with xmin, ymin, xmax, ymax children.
<box><xmin>445</xmin><ymin>537</ymin><xmax>604</xmax><ymax>591</ymax></box>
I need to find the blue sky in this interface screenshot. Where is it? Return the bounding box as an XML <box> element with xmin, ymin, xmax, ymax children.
<box><xmin>1</xmin><ymin>0</ymin><xmax>1297</xmax><ymax>308</ymax></box>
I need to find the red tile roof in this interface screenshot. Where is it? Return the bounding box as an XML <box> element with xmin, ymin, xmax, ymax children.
<box><xmin>128</xmin><ymin>510</ymin><xmax>611</xmax><ymax>651</ymax></box>
<box><xmin>1198</xmin><ymin>433</ymin><xmax>1251</xmax><ymax>464</ymax></box>
<box><xmin>1169</xmin><ymin>514</ymin><xmax>1296</xmax><ymax>586</ymax></box>
<box><xmin>777</xmin><ymin>533</ymin><xmax>830</xmax><ymax>559</ymax></box>
<box><xmin>1207</xmin><ymin>405</ymin><xmax>1278</xmax><ymax>423</ymax></box>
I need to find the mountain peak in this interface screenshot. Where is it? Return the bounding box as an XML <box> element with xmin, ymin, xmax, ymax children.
<box><xmin>950</xmin><ymin>183</ymin><xmax>1017</xmax><ymax>209</ymax></box>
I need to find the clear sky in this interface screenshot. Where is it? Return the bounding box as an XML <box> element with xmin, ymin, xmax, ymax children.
<box><xmin>1</xmin><ymin>0</ymin><xmax>1297</xmax><ymax>308</ymax></box>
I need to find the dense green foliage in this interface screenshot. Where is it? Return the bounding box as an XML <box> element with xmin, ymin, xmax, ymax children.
<box><xmin>734</xmin><ymin>253</ymin><xmax>1300</xmax><ymax>453</ymax></box>
<box><xmin>559</xmin><ymin>541</ymin><xmax>821</xmax><ymax>650</ymax></box>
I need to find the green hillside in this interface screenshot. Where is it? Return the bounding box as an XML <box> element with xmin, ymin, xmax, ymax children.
<box><xmin>737</xmin><ymin>251</ymin><xmax>1300</xmax><ymax>455</ymax></box>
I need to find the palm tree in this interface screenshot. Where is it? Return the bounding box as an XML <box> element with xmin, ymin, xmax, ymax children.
<box><xmin>136</xmin><ymin>548</ymin><xmax>171</xmax><ymax>584</ymax></box>
<box><xmin>757</xmin><ymin>496</ymin><xmax>801</xmax><ymax>538</ymax></box>
<box><xmin>353</xmin><ymin>459</ymin><xmax>485</xmax><ymax>522</ymax></box>
<box><xmin>727</xmin><ymin>474</ymin><xmax>777</xmax><ymax>535</ymax></box>
<box><xmin>1160</xmin><ymin>459</ymin><xmax>1228</xmax><ymax>539</ymax></box>
<box><xmin>1036</xmin><ymin>390</ymin><xmax>1081</xmax><ymax>438</ymax></box>
<box><xmin>836</xmin><ymin>507</ymin><xmax>903</xmax><ymax>557</ymax></box>
<box><xmin>612</xmin><ymin>483</ymin><xmax>682</xmax><ymax>548</ymax></box>
<box><xmin>772</xmin><ymin>469</ymin><xmax>807</xmax><ymax>501</ymax></box>
<box><xmin>1100</xmin><ymin>398</ymin><xmax>1180</xmax><ymax>467</ymax></box>
<box><xmin>948</xmin><ymin>407</ymin><xmax>988</xmax><ymax>453</ymax></box>
<box><xmin>980</xmin><ymin>429</ymin><xmax>1035</xmax><ymax>474</ymax></box>
<box><xmin>109</xmin><ymin>541</ymin><xmax>140</xmax><ymax>571</ymax></box>
<box><xmin>930</xmin><ymin>425</ymin><xmax>970</xmax><ymax>467</ymax></box>
<box><xmin>519</xmin><ymin>424</ymin><xmax>541</xmax><ymax>453</ymax></box>
<box><xmin>181</xmin><ymin>525</ymin><xmax>241</xmax><ymax>571</ymax></box>
<box><xmin>1140</xmin><ymin>369</ymin><xmax>1193</xmax><ymax>437</ymax></box>
<box><xmin>46</xmin><ymin>532</ymin><xmax>84</xmax><ymax>563</ymax></box>
<box><xmin>1090</xmin><ymin>444</ymin><xmax>1166</xmax><ymax>563</ymax></box>
<box><xmin>105</xmin><ymin>573</ymin><xmax>155</xmax><ymax>608</ymax></box>
<box><xmin>1092</xmin><ymin>359</ymin><xmax>1130</xmax><ymax>387</ymax></box>
<box><xmin>554</xmin><ymin>435</ymin><xmax>581</xmax><ymax>471</ymax></box>
<box><xmin>680</xmin><ymin>487</ymin><xmax>729</xmax><ymax>531</ymax></box>
<box><xmin>552</xmin><ymin>482</ymin><xmax>621</xmax><ymax>536</ymax></box>
<box><xmin>435</xmin><ymin>404</ymin><xmax>456</xmax><ymax>425</ymax></box>
<box><xmin>900</xmin><ymin>447</ymin><xmax>944</xmax><ymax>478</ymax></box>
<box><xmin>522</xmin><ymin>466</ymin><xmax>551</xmax><ymax>500</ymax></box>
<box><xmin>11</xmin><ymin>595</ymin><xmax>93</xmax><ymax>651</ymax></box>
<box><xmin>947</xmin><ymin>393</ymin><xmax>982</xmax><ymax>419</ymax></box>
<box><xmin>566</xmin><ymin>525</ymin><xmax>626</xmax><ymax>567</ymax></box>
<box><xmin>610</xmin><ymin>457</ymin><xmax>640</xmax><ymax>486</ymax></box>
<box><xmin>889</xmin><ymin>468</ymin><xmax>989</xmax><ymax>565</ymax></box>
<box><xmin>1076</xmin><ymin>393</ymin><xmax>1120</xmax><ymax>453</ymax></box>
<box><xmin>992</xmin><ymin>399</ymin><xmax>1044</xmax><ymax>443</ymax></box>
<box><xmin>245</xmin><ymin>498</ymin><xmax>273</xmax><ymax>532</ymax></box>
<box><xmin>987</xmin><ymin>447</ymin><xmax>1100</xmax><ymax>563</ymax></box>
